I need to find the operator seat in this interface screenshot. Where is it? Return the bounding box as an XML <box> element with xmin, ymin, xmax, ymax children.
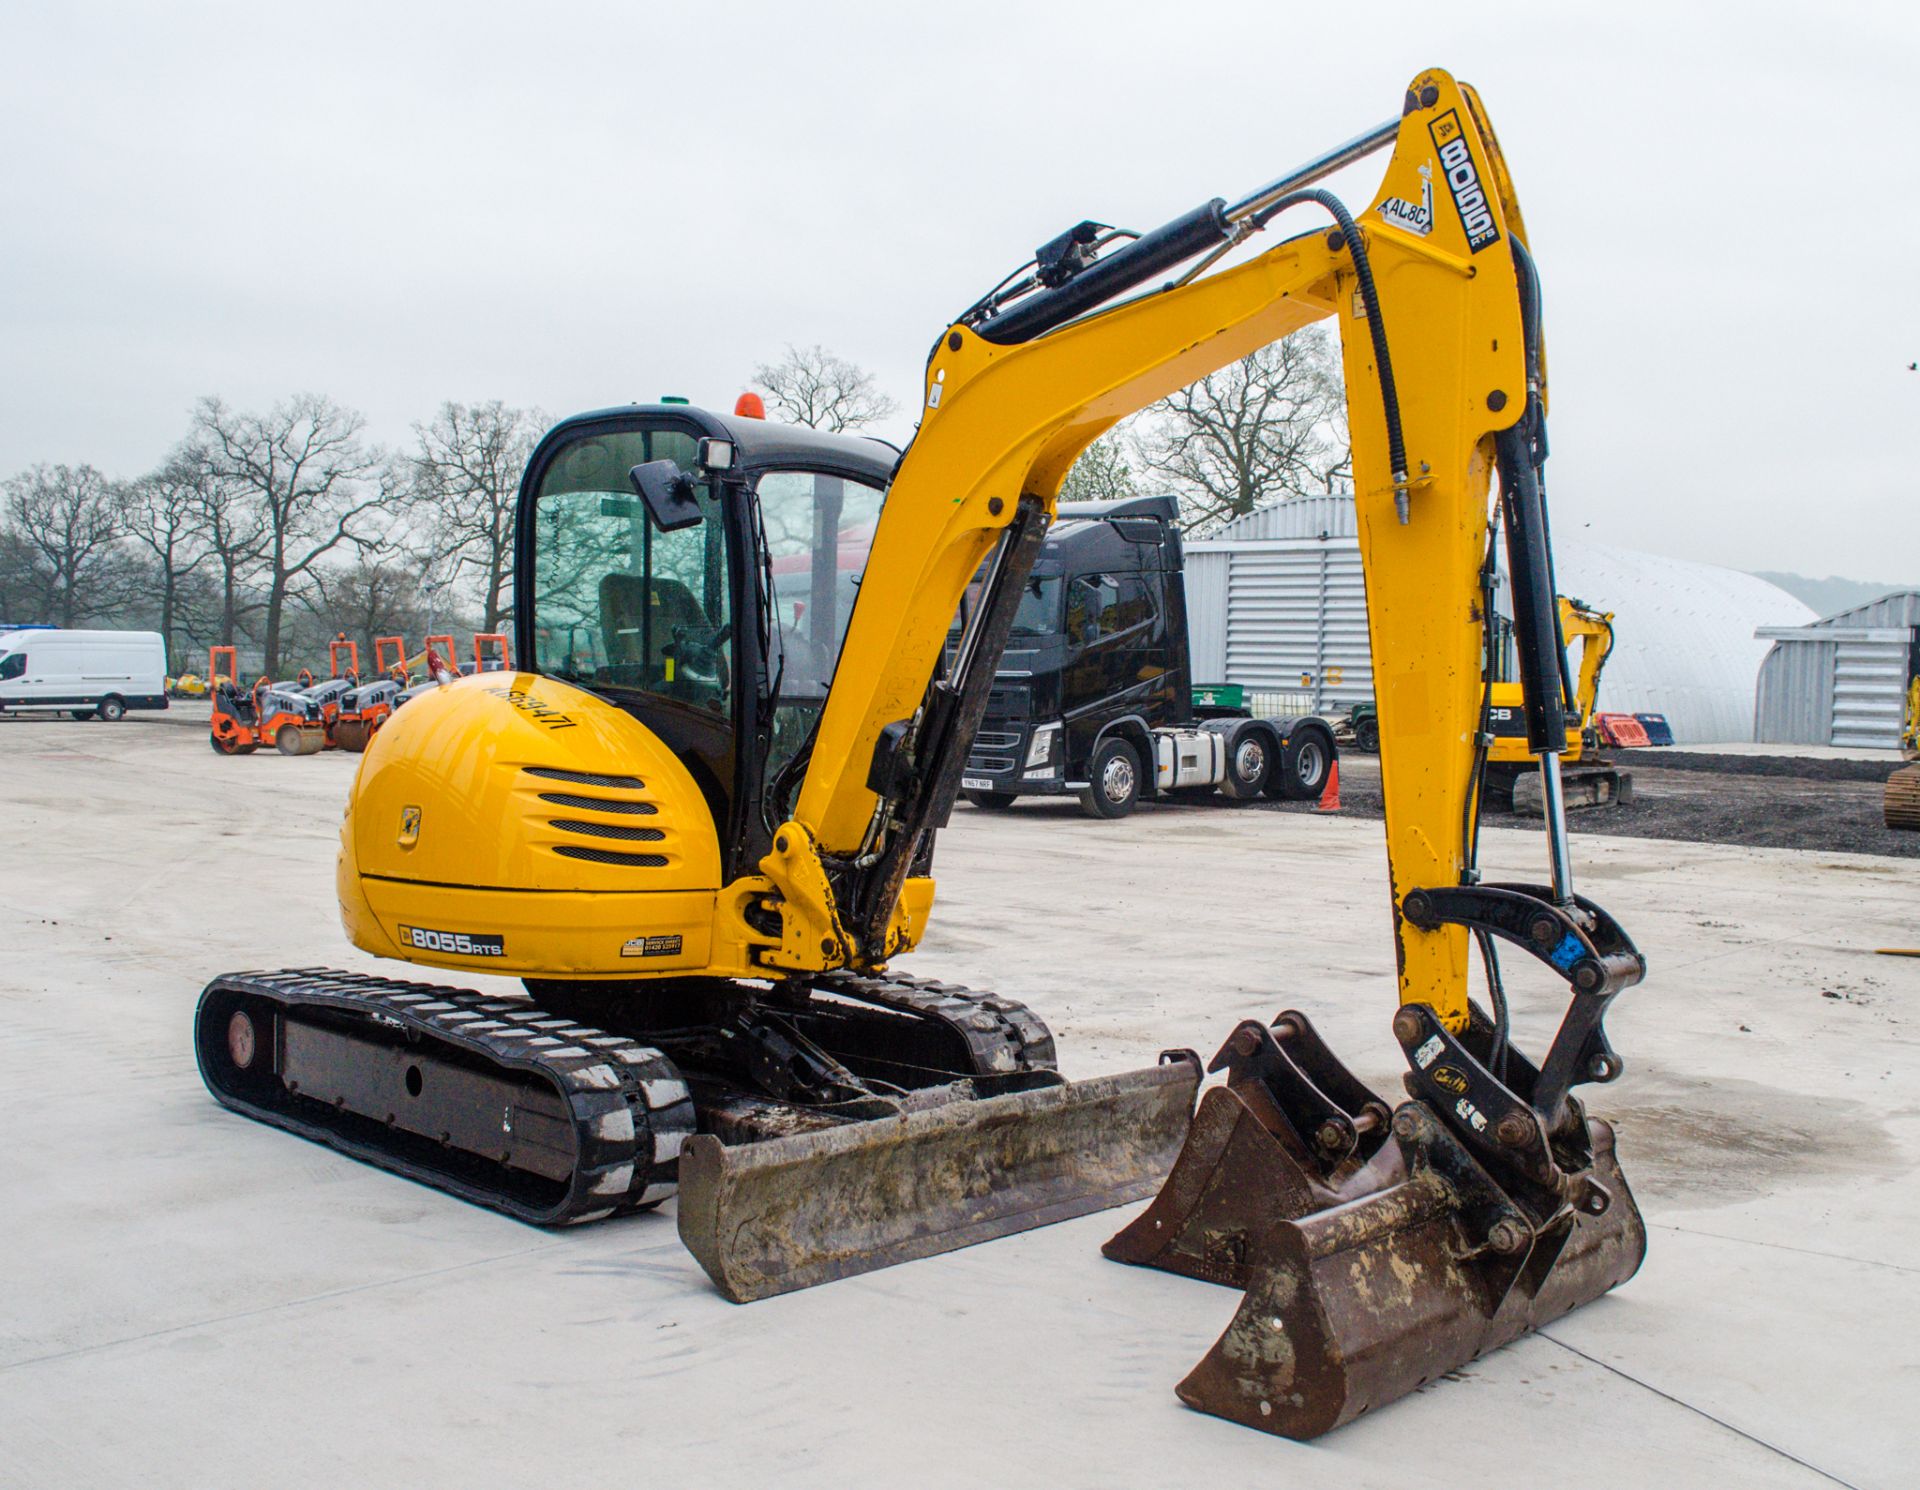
<box><xmin>600</xmin><ymin>572</ymin><xmax>708</xmax><ymax>687</ymax></box>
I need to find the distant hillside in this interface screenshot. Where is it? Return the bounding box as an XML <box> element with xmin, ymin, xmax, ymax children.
<box><xmin>1751</xmin><ymin>572</ymin><xmax>1917</xmax><ymax>619</ymax></box>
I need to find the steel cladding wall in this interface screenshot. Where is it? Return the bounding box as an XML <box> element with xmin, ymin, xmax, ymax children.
<box><xmin>1756</xmin><ymin>593</ymin><xmax>1920</xmax><ymax>748</ymax></box>
<box><xmin>1182</xmin><ymin>496</ymin><xmax>1814</xmax><ymax>743</ymax></box>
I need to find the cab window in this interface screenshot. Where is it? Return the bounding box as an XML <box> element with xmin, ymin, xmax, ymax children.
<box><xmin>1067</xmin><ymin>572</ymin><xmax>1155</xmax><ymax>646</ymax></box>
<box><xmin>756</xmin><ymin>470</ymin><xmax>886</xmax><ymax>775</ymax></box>
<box><xmin>0</xmin><ymin>652</ymin><xmax>22</xmax><ymax>680</ymax></box>
<box><xmin>529</xmin><ymin>428</ymin><xmax>732</xmax><ymax>715</ymax></box>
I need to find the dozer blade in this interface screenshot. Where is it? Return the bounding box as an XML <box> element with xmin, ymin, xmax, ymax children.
<box><xmin>677</xmin><ymin>1054</ymin><xmax>1201</xmax><ymax>1302</ymax></box>
<box><xmin>1158</xmin><ymin>1101</ymin><xmax>1643</xmax><ymax>1439</ymax></box>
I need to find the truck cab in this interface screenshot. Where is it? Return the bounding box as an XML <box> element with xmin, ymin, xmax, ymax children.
<box><xmin>956</xmin><ymin>497</ymin><xmax>1334</xmax><ymax>818</ymax></box>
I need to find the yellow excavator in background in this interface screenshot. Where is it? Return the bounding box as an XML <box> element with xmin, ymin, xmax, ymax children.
<box><xmin>1486</xmin><ymin>595</ymin><xmax>1632</xmax><ymax>810</ymax></box>
<box><xmin>195</xmin><ymin>66</ymin><xmax>1646</xmax><ymax>1437</ymax></box>
<box><xmin>1886</xmin><ymin>676</ymin><xmax>1919</xmax><ymax>829</ymax></box>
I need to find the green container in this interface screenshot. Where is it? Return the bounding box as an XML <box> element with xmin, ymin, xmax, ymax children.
<box><xmin>1192</xmin><ymin>683</ymin><xmax>1244</xmax><ymax>709</ymax></box>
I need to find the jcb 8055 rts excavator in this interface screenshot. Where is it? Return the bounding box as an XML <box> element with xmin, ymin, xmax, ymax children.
<box><xmin>196</xmin><ymin>66</ymin><xmax>1646</xmax><ymax>1437</ymax></box>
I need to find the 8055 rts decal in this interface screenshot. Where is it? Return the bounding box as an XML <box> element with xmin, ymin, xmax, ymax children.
<box><xmin>399</xmin><ymin>925</ymin><xmax>505</xmax><ymax>957</ymax></box>
<box><xmin>1429</xmin><ymin>108</ymin><xmax>1500</xmax><ymax>252</ymax></box>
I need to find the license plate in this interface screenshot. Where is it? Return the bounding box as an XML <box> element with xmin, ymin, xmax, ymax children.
<box><xmin>962</xmin><ymin>777</ymin><xmax>994</xmax><ymax>791</ymax></box>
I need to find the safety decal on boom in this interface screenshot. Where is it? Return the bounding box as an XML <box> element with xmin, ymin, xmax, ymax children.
<box><xmin>1377</xmin><ymin>163</ymin><xmax>1434</xmax><ymax>236</ymax></box>
<box><xmin>1428</xmin><ymin>109</ymin><xmax>1500</xmax><ymax>253</ymax></box>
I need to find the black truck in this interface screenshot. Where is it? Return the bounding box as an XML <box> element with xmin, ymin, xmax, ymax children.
<box><xmin>955</xmin><ymin>495</ymin><xmax>1336</xmax><ymax>819</ymax></box>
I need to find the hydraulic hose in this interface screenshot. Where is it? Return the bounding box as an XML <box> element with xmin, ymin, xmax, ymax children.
<box><xmin>1252</xmin><ymin>189</ymin><xmax>1410</xmax><ymax>514</ymax></box>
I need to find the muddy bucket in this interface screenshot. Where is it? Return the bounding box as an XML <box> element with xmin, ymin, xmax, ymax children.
<box><xmin>1107</xmin><ymin>1013</ymin><xmax>1645</xmax><ymax>1438</ymax></box>
<box><xmin>679</xmin><ymin>1054</ymin><xmax>1201</xmax><ymax>1302</ymax></box>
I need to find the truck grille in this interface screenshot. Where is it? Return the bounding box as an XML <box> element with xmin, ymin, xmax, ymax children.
<box><xmin>974</xmin><ymin>730</ymin><xmax>1020</xmax><ymax>751</ymax></box>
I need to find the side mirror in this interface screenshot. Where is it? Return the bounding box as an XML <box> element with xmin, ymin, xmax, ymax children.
<box><xmin>629</xmin><ymin>460</ymin><xmax>704</xmax><ymax>531</ymax></box>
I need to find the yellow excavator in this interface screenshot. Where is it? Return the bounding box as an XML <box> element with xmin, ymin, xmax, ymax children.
<box><xmin>1487</xmin><ymin>595</ymin><xmax>1632</xmax><ymax>810</ymax></box>
<box><xmin>195</xmin><ymin>66</ymin><xmax>1646</xmax><ymax>1437</ymax></box>
<box><xmin>1887</xmin><ymin>676</ymin><xmax>1919</xmax><ymax>829</ymax></box>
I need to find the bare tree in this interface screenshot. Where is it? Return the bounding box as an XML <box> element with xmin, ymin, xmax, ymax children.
<box><xmin>1133</xmin><ymin>329</ymin><xmax>1349</xmax><ymax>533</ymax></box>
<box><xmin>182</xmin><ymin>437</ymin><xmax>267</xmax><ymax>653</ymax></box>
<box><xmin>1058</xmin><ymin>432</ymin><xmax>1142</xmax><ymax>505</ymax></box>
<box><xmin>1</xmin><ymin>464</ymin><xmax>132</xmax><ymax>626</ymax></box>
<box><xmin>301</xmin><ymin>559</ymin><xmax>433</xmax><ymax>667</ymax></box>
<box><xmin>124</xmin><ymin>454</ymin><xmax>212</xmax><ymax>669</ymax></box>
<box><xmin>193</xmin><ymin>394</ymin><xmax>391</xmax><ymax>674</ymax></box>
<box><xmin>752</xmin><ymin>344</ymin><xmax>898</xmax><ymax>431</ymax></box>
<box><xmin>410</xmin><ymin>400</ymin><xmax>542</xmax><ymax>632</ymax></box>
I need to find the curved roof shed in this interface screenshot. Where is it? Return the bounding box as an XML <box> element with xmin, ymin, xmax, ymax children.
<box><xmin>1182</xmin><ymin>497</ymin><xmax>1813</xmax><ymax>743</ymax></box>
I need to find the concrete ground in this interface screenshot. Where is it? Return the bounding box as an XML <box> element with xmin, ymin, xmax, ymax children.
<box><xmin>2</xmin><ymin>705</ymin><xmax>1914</xmax><ymax>1489</ymax></box>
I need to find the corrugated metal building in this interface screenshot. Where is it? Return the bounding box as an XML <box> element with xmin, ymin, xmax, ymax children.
<box><xmin>1754</xmin><ymin>593</ymin><xmax>1920</xmax><ymax>748</ymax></box>
<box><xmin>1184</xmin><ymin>496</ymin><xmax>1815</xmax><ymax>744</ymax></box>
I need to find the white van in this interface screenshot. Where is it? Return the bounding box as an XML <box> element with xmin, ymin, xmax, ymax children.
<box><xmin>0</xmin><ymin>629</ymin><xmax>169</xmax><ymax>720</ymax></box>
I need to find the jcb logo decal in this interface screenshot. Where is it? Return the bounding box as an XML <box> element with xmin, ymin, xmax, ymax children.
<box><xmin>1429</xmin><ymin>109</ymin><xmax>1501</xmax><ymax>253</ymax></box>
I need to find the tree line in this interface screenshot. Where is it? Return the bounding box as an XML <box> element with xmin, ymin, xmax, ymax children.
<box><xmin>0</xmin><ymin>332</ymin><xmax>1344</xmax><ymax>675</ymax></box>
<box><xmin>0</xmin><ymin>394</ymin><xmax>535</xmax><ymax>677</ymax></box>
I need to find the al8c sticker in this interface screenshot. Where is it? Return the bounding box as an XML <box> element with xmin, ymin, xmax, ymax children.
<box><xmin>399</xmin><ymin>924</ymin><xmax>506</xmax><ymax>958</ymax></box>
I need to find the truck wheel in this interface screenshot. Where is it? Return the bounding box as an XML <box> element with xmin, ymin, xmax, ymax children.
<box><xmin>1274</xmin><ymin>723</ymin><xmax>1336</xmax><ymax>801</ymax></box>
<box><xmin>97</xmin><ymin>696</ymin><xmax>127</xmax><ymax>722</ymax></box>
<box><xmin>1220</xmin><ymin>730</ymin><xmax>1271</xmax><ymax>798</ymax></box>
<box><xmin>1078</xmin><ymin>738</ymin><xmax>1141</xmax><ymax>819</ymax></box>
<box><xmin>1355</xmin><ymin>715</ymin><xmax>1380</xmax><ymax>753</ymax></box>
<box><xmin>964</xmin><ymin>789</ymin><xmax>1018</xmax><ymax>811</ymax></box>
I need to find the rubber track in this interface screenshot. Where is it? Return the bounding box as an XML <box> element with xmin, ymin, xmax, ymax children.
<box><xmin>197</xmin><ymin>968</ymin><xmax>697</xmax><ymax>1226</ymax></box>
<box><xmin>812</xmin><ymin>968</ymin><xmax>1058</xmax><ymax>1075</ymax></box>
<box><xmin>1887</xmin><ymin>765</ymin><xmax>1920</xmax><ymax>831</ymax></box>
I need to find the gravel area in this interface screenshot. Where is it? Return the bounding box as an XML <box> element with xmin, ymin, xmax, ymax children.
<box><xmin>1270</xmin><ymin>750</ymin><xmax>1919</xmax><ymax>859</ymax></box>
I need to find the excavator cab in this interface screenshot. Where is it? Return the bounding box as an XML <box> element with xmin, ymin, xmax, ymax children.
<box><xmin>519</xmin><ymin>409</ymin><xmax>897</xmax><ymax>882</ymax></box>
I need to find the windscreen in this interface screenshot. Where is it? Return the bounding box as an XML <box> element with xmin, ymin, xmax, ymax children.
<box><xmin>756</xmin><ymin>469</ymin><xmax>886</xmax><ymax>782</ymax></box>
<box><xmin>947</xmin><ymin>574</ymin><xmax>1062</xmax><ymax>642</ymax></box>
<box><xmin>528</xmin><ymin>427</ymin><xmax>732</xmax><ymax>716</ymax></box>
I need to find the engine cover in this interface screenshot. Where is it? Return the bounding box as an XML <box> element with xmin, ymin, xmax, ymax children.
<box><xmin>337</xmin><ymin>672</ymin><xmax>726</xmax><ymax>977</ymax></box>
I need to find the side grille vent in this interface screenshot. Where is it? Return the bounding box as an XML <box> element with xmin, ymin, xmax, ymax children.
<box><xmin>552</xmin><ymin>845</ymin><xmax>668</xmax><ymax>868</ymax></box>
<box><xmin>524</xmin><ymin>767</ymin><xmax>645</xmax><ymax>789</ymax></box>
<box><xmin>537</xmin><ymin>791</ymin><xmax>658</xmax><ymax>815</ymax></box>
<box><xmin>549</xmin><ymin>819</ymin><xmax>666</xmax><ymax>843</ymax></box>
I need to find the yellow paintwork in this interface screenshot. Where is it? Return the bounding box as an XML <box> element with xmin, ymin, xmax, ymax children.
<box><xmin>1488</xmin><ymin>597</ymin><xmax>1615</xmax><ymax>765</ymax></box>
<box><xmin>345</xmin><ymin>68</ymin><xmax>1545</xmax><ymax>1028</ymax></box>
<box><xmin>339</xmin><ymin>671</ymin><xmax>771</xmax><ymax>978</ymax></box>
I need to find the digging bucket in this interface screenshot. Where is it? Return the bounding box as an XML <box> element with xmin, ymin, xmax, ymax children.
<box><xmin>1106</xmin><ymin>1012</ymin><xmax>1645</xmax><ymax>1438</ymax></box>
<box><xmin>1173</xmin><ymin>1104</ymin><xmax>1644</xmax><ymax>1437</ymax></box>
<box><xmin>678</xmin><ymin>1054</ymin><xmax>1201</xmax><ymax>1302</ymax></box>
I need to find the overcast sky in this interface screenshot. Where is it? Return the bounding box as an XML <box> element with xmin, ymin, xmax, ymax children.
<box><xmin>3</xmin><ymin>1</ymin><xmax>1913</xmax><ymax>580</ymax></box>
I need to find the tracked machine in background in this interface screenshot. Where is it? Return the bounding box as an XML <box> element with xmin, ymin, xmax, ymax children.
<box><xmin>1887</xmin><ymin>677</ymin><xmax>1920</xmax><ymax>830</ymax></box>
<box><xmin>1489</xmin><ymin>596</ymin><xmax>1633</xmax><ymax>812</ymax></box>
<box><xmin>196</xmin><ymin>66</ymin><xmax>1646</xmax><ymax>1433</ymax></box>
